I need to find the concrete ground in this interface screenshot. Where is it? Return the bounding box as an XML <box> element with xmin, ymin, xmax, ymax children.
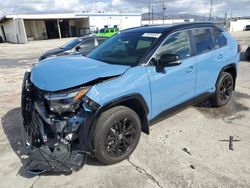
<box><xmin>0</xmin><ymin>32</ymin><xmax>250</xmax><ymax>188</ymax></box>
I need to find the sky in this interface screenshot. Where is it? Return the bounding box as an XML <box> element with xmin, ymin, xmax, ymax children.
<box><xmin>1</xmin><ymin>0</ymin><xmax>250</xmax><ymax>18</ymax></box>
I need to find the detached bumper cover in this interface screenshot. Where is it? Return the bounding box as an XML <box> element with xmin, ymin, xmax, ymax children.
<box><xmin>26</xmin><ymin>145</ymin><xmax>87</xmax><ymax>174</ymax></box>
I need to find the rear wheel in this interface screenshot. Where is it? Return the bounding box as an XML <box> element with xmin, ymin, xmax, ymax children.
<box><xmin>210</xmin><ymin>72</ymin><xmax>234</xmax><ymax>107</ymax></box>
<box><xmin>94</xmin><ymin>106</ymin><xmax>141</xmax><ymax>165</ymax></box>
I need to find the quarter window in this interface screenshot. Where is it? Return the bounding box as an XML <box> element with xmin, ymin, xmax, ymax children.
<box><xmin>192</xmin><ymin>28</ymin><xmax>214</xmax><ymax>55</ymax></box>
<box><xmin>212</xmin><ymin>28</ymin><xmax>227</xmax><ymax>48</ymax></box>
<box><xmin>156</xmin><ymin>31</ymin><xmax>191</xmax><ymax>60</ymax></box>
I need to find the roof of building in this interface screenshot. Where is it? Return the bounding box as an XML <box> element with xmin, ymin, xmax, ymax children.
<box><xmin>0</xmin><ymin>12</ymin><xmax>141</xmax><ymax>22</ymax></box>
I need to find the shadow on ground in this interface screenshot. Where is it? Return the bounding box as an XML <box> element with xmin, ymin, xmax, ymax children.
<box><xmin>195</xmin><ymin>91</ymin><xmax>249</xmax><ymax>119</ymax></box>
<box><xmin>1</xmin><ymin>107</ymin><xmax>104</xmax><ymax>178</ymax></box>
<box><xmin>1</xmin><ymin>107</ymin><xmax>31</xmax><ymax>177</ymax></box>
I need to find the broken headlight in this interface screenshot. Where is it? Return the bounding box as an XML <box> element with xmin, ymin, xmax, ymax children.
<box><xmin>45</xmin><ymin>87</ymin><xmax>89</xmax><ymax>114</ymax></box>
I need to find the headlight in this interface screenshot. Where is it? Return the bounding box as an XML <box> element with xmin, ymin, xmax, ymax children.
<box><xmin>45</xmin><ymin>87</ymin><xmax>89</xmax><ymax>114</ymax></box>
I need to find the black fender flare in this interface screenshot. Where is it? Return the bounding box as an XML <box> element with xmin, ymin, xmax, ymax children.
<box><xmin>216</xmin><ymin>63</ymin><xmax>237</xmax><ymax>89</ymax></box>
<box><xmin>85</xmin><ymin>93</ymin><xmax>150</xmax><ymax>153</ymax></box>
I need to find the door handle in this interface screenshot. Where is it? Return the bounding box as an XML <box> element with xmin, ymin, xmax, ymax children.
<box><xmin>185</xmin><ymin>66</ymin><xmax>194</xmax><ymax>73</ymax></box>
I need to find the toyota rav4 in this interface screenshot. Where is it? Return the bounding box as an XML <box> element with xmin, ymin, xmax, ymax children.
<box><xmin>21</xmin><ymin>23</ymin><xmax>240</xmax><ymax>174</ymax></box>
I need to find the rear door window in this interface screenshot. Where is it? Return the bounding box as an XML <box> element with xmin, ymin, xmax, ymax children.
<box><xmin>192</xmin><ymin>28</ymin><xmax>214</xmax><ymax>55</ymax></box>
<box><xmin>211</xmin><ymin>28</ymin><xmax>227</xmax><ymax>48</ymax></box>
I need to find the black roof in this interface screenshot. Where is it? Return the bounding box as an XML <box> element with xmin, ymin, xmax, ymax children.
<box><xmin>122</xmin><ymin>22</ymin><xmax>218</xmax><ymax>34</ymax></box>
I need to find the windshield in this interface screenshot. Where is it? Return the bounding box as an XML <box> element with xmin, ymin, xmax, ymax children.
<box><xmin>87</xmin><ymin>32</ymin><xmax>161</xmax><ymax>66</ymax></box>
<box><xmin>61</xmin><ymin>38</ymin><xmax>82</xmax><ymax>49</ymax></box>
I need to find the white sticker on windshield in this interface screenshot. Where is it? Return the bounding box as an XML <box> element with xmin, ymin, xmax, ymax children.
<box><xmin>142</xmin><ymin>33</ymin><xmax>161</xmax><ymax>38</ymax></box>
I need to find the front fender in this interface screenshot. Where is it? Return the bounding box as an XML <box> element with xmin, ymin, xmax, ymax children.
<box><xmin>86</xmin><ymin>66</ymin><xmax>152</xmax><ymax>119</ymax></box>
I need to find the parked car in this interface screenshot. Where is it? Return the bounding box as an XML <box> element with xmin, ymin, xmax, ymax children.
<box><xmin>96</xmin><ymin>27</ymin><xmax>119</xmax><ymax>37</ymax></box>
<box><xmin>246</xmin><ymin>46</ymin><xmax>250</xmax><ymax>60</ymax></box>
<box><xmin>22</xmin><ymin>23</ymin><xmax>240</xmax><ymax>174</ymax></box>
<box><xmin>243</xmin><ymin>25</ymin><xmax>250</xmax><ymax>31</ymax></box>
<box><xmin>39</xmin><ymin>36</ymin><xmax>108</xmax><ymax>61</ymax></box>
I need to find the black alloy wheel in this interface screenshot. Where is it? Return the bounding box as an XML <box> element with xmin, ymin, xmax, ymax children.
<box><xmin>105</xmin><ymin>118</ymin><xmax>137</xmax><ymax>157</ymax></box>
<box><xmin>210</xmin><ymin>72</ymin><xmax>234</xmax><ymax>107</ymax></box>
<box><xmin>94</xmin><ymin>106</ymin><xmax>141</xmax><ymax>165</ymax></box>
<box><xmin>219</xmin><ymin>75</ymin><xmax>233</xmax><ymax>103</ymax></box>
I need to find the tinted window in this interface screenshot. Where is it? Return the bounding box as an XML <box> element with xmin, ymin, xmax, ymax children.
<box><xmin>136</xmin><ymin>39</ymin><xmax>153</xmax><ymax>49</ymax></box>
<box><xmin>212</xmin><ymin>29</ymin><xmax>227</xmax><ymax>48</ymax></box>
<box><xmin>88</xmin><ymin>32</ymin><xmax>160</xmax><ymax>66</ymax></box>
<box><xmin>79</xmin><ymin>39</ymin><xmax>95</xmax><ymax>50</ymax></box>
<box><xmin>192</xmin><ymin>28</ymin><xmax>214</xmax><ymax>54</ymax></box>
<box><xmin>156</xmin><ymin>31</ymin><xmax>191</xmax><ymax>60</ymax></box>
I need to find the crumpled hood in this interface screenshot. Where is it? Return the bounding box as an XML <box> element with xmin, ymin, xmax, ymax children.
<box><xmin>31</xmin><ymin>56</ymin><xmax>130</xmax><ymax>91</ymax></box>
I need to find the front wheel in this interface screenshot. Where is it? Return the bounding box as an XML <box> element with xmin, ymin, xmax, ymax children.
<box><xmin>93</xmin><ymin>106</ymin><xmax>141</xmax><ymax>165</ymax></box>
<box><xmin>210</xmin><ymin>72</ymin><xmax>234</xmax><ymax>107</ymax></box>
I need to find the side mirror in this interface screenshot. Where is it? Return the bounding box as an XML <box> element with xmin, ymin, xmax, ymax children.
<box><xmin>75</xmin><ymin>46</ymin><xmax>81</xmax><ymax>52</ymax></box>
<box><xmin>156</xmin><ymin>54</ymin><xmax>181</xmax><ymax>72</ymax></box>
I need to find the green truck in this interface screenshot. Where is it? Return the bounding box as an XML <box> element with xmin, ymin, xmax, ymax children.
<box><xmin>96</xmin><ymin>27</ymin><xmax>119</xmax><ymax>37</ymax></box>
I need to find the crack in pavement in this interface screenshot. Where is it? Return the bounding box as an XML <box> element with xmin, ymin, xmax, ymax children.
<box><xmin>30</xmin><ymin>176</ymin><xmax>40</xmax><ymax>188</ymax></box>
<box><xmin>127</xmin><ymin>158</ymin><xmax>165</xmax><ymax>188</ymax></box>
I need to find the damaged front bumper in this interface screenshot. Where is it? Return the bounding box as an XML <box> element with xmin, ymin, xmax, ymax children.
<box><xmin>21</xmin><ymin>72</ymin><xmax>96</xmax><ymax>174</ymax></box>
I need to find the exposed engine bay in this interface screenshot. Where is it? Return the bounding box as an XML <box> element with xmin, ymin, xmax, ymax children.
<box><xmin>21</xmin><ymin>72</ymin><xmax>100</xmax><ymax>174</ymax></box>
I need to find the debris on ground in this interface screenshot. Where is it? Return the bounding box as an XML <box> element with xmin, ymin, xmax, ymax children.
<box><xmin>219</xmin><ymin>136</ymin><xmax>241</xmax><ymax>151</ymax></box>
<box><xmin>182</xmin><ymin>148</ymin><xmax>191</xmax><ymax>155</ymax></box>
<box><xmin>190</xmin><ymin>165</ymin><xmax>195</xmax><ymax>169</ymax></box>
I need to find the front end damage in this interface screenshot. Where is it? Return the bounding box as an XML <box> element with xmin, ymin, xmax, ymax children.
<box><xmin>21</xmin><ymin>72</ymin><xmax>98</xmax><ymax>174</ymax></box>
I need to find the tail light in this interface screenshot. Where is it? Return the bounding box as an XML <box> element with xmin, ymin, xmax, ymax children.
<box><xmin>238</xmin><ymin>44</ymin><xmax>242</xmax><ymax>53</ymax></box>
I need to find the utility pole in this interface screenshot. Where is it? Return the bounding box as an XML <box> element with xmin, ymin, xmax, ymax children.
<box><xmin>209</xmin><ymin>0</ymin><xmax>213</xmax><ymax>21</ymax></box>
<box><xmin>162</xmin><ymin>1</ymin><xmax>166</xmax><ymax>24</ymax></box>
<box><xmin>151</xmin><ymin>5</ymin><xmax>154</xmax><ymax>24</ymax></box>
<box><xmin>148</xmin><ymin>1</ymin><xmax>151</xmax><ymax>24</ymax></box>
<box><xmin>224</xmin><ymin>11</ymin><xmax>228</xmax><ymax>31</ymax></box>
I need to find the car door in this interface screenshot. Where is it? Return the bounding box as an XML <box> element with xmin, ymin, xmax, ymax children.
<box><xmin>146</xmin><ymin>30</ymin><xmax>197</xmax><ymax>118</ymax></box>
<box><xmin>191</xmin><ymin>28</ymin><xmax>217</xmax><ymax>96</ymax></box>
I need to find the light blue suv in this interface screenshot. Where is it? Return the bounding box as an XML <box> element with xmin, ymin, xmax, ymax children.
<box><xmin>21</xmin><ymin>23</ymin><xmax>240</xmax><ymax>174</ymax></box>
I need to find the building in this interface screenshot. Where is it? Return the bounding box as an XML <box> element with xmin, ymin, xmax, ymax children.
<box><xmin>229</xmin><ymin>18</ymin><xmax>250</xmax><ymax>32</ymax></box>
<box><xmin>0</xmin><ymin>13</ymin><xmax>141</xmax><ymax>44</ymax></box>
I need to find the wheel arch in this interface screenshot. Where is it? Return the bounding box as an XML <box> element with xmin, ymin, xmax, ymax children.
<box><xmin>217</xmin><ymin>63</ymin><xmax>237</xmax><ymax>90</ymax></box>
<box><xmin>93</xmin><ymin>93</ymin><xmax>150</xmax><ymax>135</ymax></box>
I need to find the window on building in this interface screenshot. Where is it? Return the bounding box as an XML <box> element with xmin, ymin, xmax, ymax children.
<box><xmin>192</xmin><ymin>28</ymin><xmax>214</xmax><ymax>54</ymax></box>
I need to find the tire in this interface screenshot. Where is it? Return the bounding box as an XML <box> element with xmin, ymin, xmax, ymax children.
<box><xmin>246</xmin><ymin>47</ymin><xmax>250</xmax><ymax>61</ymax></box>
<box><xmin>94</xmin><ymin>106</ymin><xmax>141</xmax><ymax>165</ymax></box>
<box><xmin>210</xmin><ymin>72</ymin><xmax>234</xmax><ymax>107</ymax></box>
